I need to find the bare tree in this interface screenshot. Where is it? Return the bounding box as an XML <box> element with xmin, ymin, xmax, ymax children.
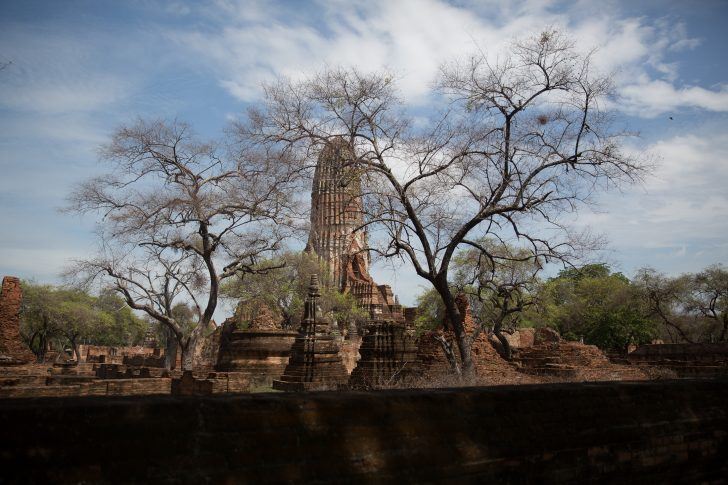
<box><xmin>66</xmin><ymin>119</ymin><xmax>297</xmax><ymax>370</ymax></box>
<box><xmin>244</xmin><ymin>29</ymin><xmax>648</xmax><ymax>377</ymax></box>
<box><xmin>453</xmin><ymin>240</ymin><xmax>540</xmax><ymax>360</ymax></box>
<box><xmin>635</xmin><ymin>268</ymin><xmax>695</xmax><ymax>343</ymax></box>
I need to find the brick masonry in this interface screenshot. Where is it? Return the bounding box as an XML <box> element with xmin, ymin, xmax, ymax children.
<box><xmin>0</xmin><ymin>276</ymin><xmax>35</xmax><ymax>364</ymax></box>
<box><xmin>628</xmin><ymin>342</ymin><xmax>728</xmax><ymax>377</ymax></box>
<box><xmin>0</xmin><ymin>378</ymin><xmax>725</xmax><ymax>483</ymax></box>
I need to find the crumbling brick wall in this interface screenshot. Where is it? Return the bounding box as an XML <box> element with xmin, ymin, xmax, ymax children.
<box><xmin>628</xmin><ymin>342</ymin><xmax>728</xmax><ymax>377</ymax></box>
<box><xmin>0</xmin><ymin>276</ymin><xmax>35</xmax><ymax>364</ymax></box>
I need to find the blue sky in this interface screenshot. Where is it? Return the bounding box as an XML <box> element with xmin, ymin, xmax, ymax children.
<box><xmin>1</xmin><ymin>0</ymin><xmax>727</xmax><ymax>311</ymax></box>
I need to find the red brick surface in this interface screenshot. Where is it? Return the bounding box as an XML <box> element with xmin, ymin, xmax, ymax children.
<box><xmin>0</xmin><ymin>276</ymin><xmax>35</xmax><ymax>364</ymax></box>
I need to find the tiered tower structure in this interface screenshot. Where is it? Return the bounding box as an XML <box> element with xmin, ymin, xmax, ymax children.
<box><xmin>306</xmin><ymin>138</ymin><xmax>369</xmax><ymax>291</ymax></box>
<box><xmin>272</xmin><ymin>275</ymin><xmax>349</xmax><ymax>391</ymax></box>
<box><xmin>305</xmin><ymin>138</ymin><xmax>406</xmax><ymax>321</ymax></box>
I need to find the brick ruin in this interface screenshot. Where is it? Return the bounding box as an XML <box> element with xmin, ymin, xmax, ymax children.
<box><xmin>305</xmin><ymin>137</ymin><xmax>408</xmax><ymax>322</ymax></box>
<box><xmin>0</xmin><ymin>276</ymin><xmax>36</xmax><ymax>365</ymax></box>
<box><xmin>625</xmin><ymin>342</ymin><xmax>728</xmax><ymax>377</ymax></box>
<box><xmin>349</xmin><ymin>319</ymin><xmax>419</xmax><ymax>389</ymax></box>
<box><xmin>273</xmin><ymin>275</ymin><xmax>350</xmax><ymax>391</ymax></box>
<box><xmin>1</xmin><ymin>144</ymin><xmax>728</xmax><ymax>399</ymax></box>
<box><xmin>215</xmin><ymin>323</ymin><xmax>297</xmax><ymax>387</ymax></box>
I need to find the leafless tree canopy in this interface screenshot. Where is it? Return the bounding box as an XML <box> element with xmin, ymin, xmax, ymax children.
<box><xmin>244</xmin><ymin>30</ymin><xmax>650</xmax><ymax>375</ymax></box>
<box><xmin>66</xmin><ymin>119</ymin><xmax>299</xmax><ymax>369</ymax></box>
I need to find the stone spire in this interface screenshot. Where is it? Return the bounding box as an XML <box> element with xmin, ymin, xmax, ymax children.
<box><xmin>304</xmin><ymin>139</ymin><xmax>408</xmax><ymax>323</ymax></box>
<box><xmin>305</xmin><ymin>137</ymin><xmax>369</xmax><ymax>291</ymax></box>
<box><xmin>272</xmin><ymin>274</ymin><xmax>349</xmax><ymax>391</ymax></box>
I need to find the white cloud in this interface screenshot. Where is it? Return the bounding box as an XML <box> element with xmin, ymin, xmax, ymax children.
<box><xmin>169</xmin><ymin>0</ymin><xmax>562</xmax><ymax>103</ymax></box>
<box><xmin>572</xmin><ymin>130</ymin><xmax>728</xmax><ymax>270</ymax></box>
<box><xmin>167</xmin><ymin>0</ymin><xmax>721</xmax><ymax>119</ymax></box>
<box><xmin>620</xmin><ymin>81</ymin><xmax>728</xmax><ymax>117</ymax></box>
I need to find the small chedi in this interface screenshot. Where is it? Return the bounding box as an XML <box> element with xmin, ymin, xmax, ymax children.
<box><xmin>349</xmin><ymin>320</ymin><xmax>419</xmax><ymax>389</ymax></box>
<box><xmin>273</xmin><ymin>275</ymin><xmax>349</xmax><ymax>391</ymax></box>
<box><xmin>215</xmin><ymin>304</ymin><xmax>297</xmax><ymax>387</ymax></box>
<box><xmin>0</xmin><ymin>276</ymin><xmax>36</xmax><ymax>365</ymax></box>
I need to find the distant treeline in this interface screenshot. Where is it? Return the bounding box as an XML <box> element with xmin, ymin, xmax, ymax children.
<box><xmin>415</xmin><ymin>263</ymin><xmax>727</xmax><ymax>353</ymax></box>
<box><xmin>19</xmin><ymin>282</ymin><xmax>148</xmax><ymax>362</ymax></box>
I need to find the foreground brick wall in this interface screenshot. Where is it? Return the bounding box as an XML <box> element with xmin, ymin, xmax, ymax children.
<box><xmin>0</xmin><ymin>379</ymin><xmax>726</xmax><ymax>483</ymax></box>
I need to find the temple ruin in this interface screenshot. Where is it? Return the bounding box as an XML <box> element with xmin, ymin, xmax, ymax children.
<box><xmin>0</xmin><ymin>276</ymin><xmax>36</xmax><ymax>365</ymax></box>
<box><xmin>273</xmin><ymin>275</ymin><xmax>350</xmax><ymax>391</ymax></box>
<box><xmin>305</xmin><ymin>137</ymin><xmax>407</xmax><ymax>322</ymax></box>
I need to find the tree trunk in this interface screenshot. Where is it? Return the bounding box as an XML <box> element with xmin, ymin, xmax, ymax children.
<box><xmin>180</xmin><ymin>321</ymin><xmax>211</xmax><ymax>371</ymax></box>
<box><xmin>28</xmin><ymin>332</ymin><xmax>41</xmax><ymax>361</ymax></box>
<box><xmin>39</xmin><ymin>336</ymin><xmax>49</xmax><ymax>362</ymax></box>
<box><xmin>164</xmin><ymin>326</ymin><xmax>178</xmax><ymax>371</ymax></box>
<box><xmin>433</xmin><ymin>334</ymin><xmax>460</xmax><ymax>375</ymax></box>
<box><xmin>493</xmin><ymin>323</ymin><xmax>512</xmax><ymax>361</ymax></box>
<box><xmin>72</xmin><ymin>341</ymin><xmax>81</xmax><ymax>364</ymax></box>
<box><xmin>180</xmin><ymin>341</ymin><xmax>193</xmax><ymax>371</ymax></box>
<box><xmin>435</xmin><ymin>281</ymin><xmax>474</xmax><ymax>378</ymax></box>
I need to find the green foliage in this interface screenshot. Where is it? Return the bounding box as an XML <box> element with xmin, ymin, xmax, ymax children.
<box><xmin>413</xmin><ymin>288</ymin><xmax>445</xmax><ymax>335</ymax></box>
<box><xmin>19</xmin><ymin>283</ymin><xmax>63</xmax><ymax>358</ymax></box>
<box><xmin>19</xmin><ymin>281</ymin><xmax>148</xmax><ymax>359</ymax></box>
<box><xmin>451</xmin><ymin>239</ymin><xmax>541</xmax><ymax>334</ymax></box>
<box><xmin>540</xmin><ymin>264</ymin><xmax>656</xmax><ymax>351</ymax></box>
<box><xmin>94</xmin><ymin>289</ymin><xmax>149</xmax><ymax>346</ymax></box>
<box><xmin>221</xmin><ymin>251</ymin><xmax>366</xmax><ymax>329</ymax></box>
<box><xmin>635</xmin><ymin>264</ymin><xmax>728</xmax><ymax>343</ymax></box>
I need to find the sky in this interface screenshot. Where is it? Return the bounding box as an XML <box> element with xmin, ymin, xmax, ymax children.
<box><xmin>1</xmin><ymin>0</ymin><xmax>727</xmax><ymax>313</ymax></box>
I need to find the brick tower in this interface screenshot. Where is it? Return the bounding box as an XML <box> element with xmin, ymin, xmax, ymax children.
<box><xmin>305</xmin><ymin>138</ymin><xmax>407</xmax><ymax>322</ymax></box>
<box><xmin>305</xmin><ymin>137</ymin><xmax>369</xmax><ymax>291</ymax></box>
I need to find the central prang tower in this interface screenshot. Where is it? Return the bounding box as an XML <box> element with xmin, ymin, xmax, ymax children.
<box><xmin>305</xmin><ymin>137</ymin><xmax>369</xmax><ymax>291</ymax></box>
<box><xmin>305</xmin><ymin>137</ymin><xmax>405</xmax><ymax>322</ymax></box>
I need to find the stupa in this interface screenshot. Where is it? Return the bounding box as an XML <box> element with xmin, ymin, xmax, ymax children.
<box><xmin>272</xmin><ymin>275</ymin><xmax>349</xmax><ymax>391</ymax></box>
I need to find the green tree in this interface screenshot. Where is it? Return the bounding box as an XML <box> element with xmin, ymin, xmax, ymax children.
<box><xmin>635</xmin><ymin>265</ymin><xmax>727</xmax><ymax>343</ymax></box>
<box><xmin>94</xmin><ymin>289</ymin><xmax>148</xmax><ymax>346</ymax></box>
<box><xmin>19</xmin><ymin>281</ymin><xmax>148</xmax><ymax>362</ymax></box>
<box><xmin>690</xmin><ymin>265</ymin><xmax>728</xmax><ymax>341</ymax></box>
<box><xmin>541</xmin><ymin>264</ymin><xmax>656</xmax><ymax>352</ymax></box>
<box><xmin>221</xmin><ymin>251</ymin><xmax>366</xmax><ymax>333</ymax></box>
<box><xmin>55</xmin><ymin>289</ymin><xmax>113</xmax><ymax>362</ymax></box>
<box><xmin>19</xmin><ymin>282</ymin><xmax>62</xmax><ymax>361</ymax></box>
<box><xmin>413</xmin><ymin>288</ymin><xmax>446</xmax><ymax>335</ymax></box>
<box><xmin>413</xmin><ymin>240</ymin><xmax>541</xmax><ymax>360</ymax></box>
<box><xmin>452</xmin><ymin>240</ymin><xmax>541</xmax><ymax>359</ymax></box>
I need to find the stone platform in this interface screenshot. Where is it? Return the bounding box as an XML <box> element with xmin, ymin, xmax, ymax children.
<box><xmin>349</xmin><ymin>320</ymin><xmax>418</xmax><ymax>389</ymax></box>
<box><xmin>215</xmin><ymin>329</ymin><xmax>297</xmax><ymax>387</ymax></box>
